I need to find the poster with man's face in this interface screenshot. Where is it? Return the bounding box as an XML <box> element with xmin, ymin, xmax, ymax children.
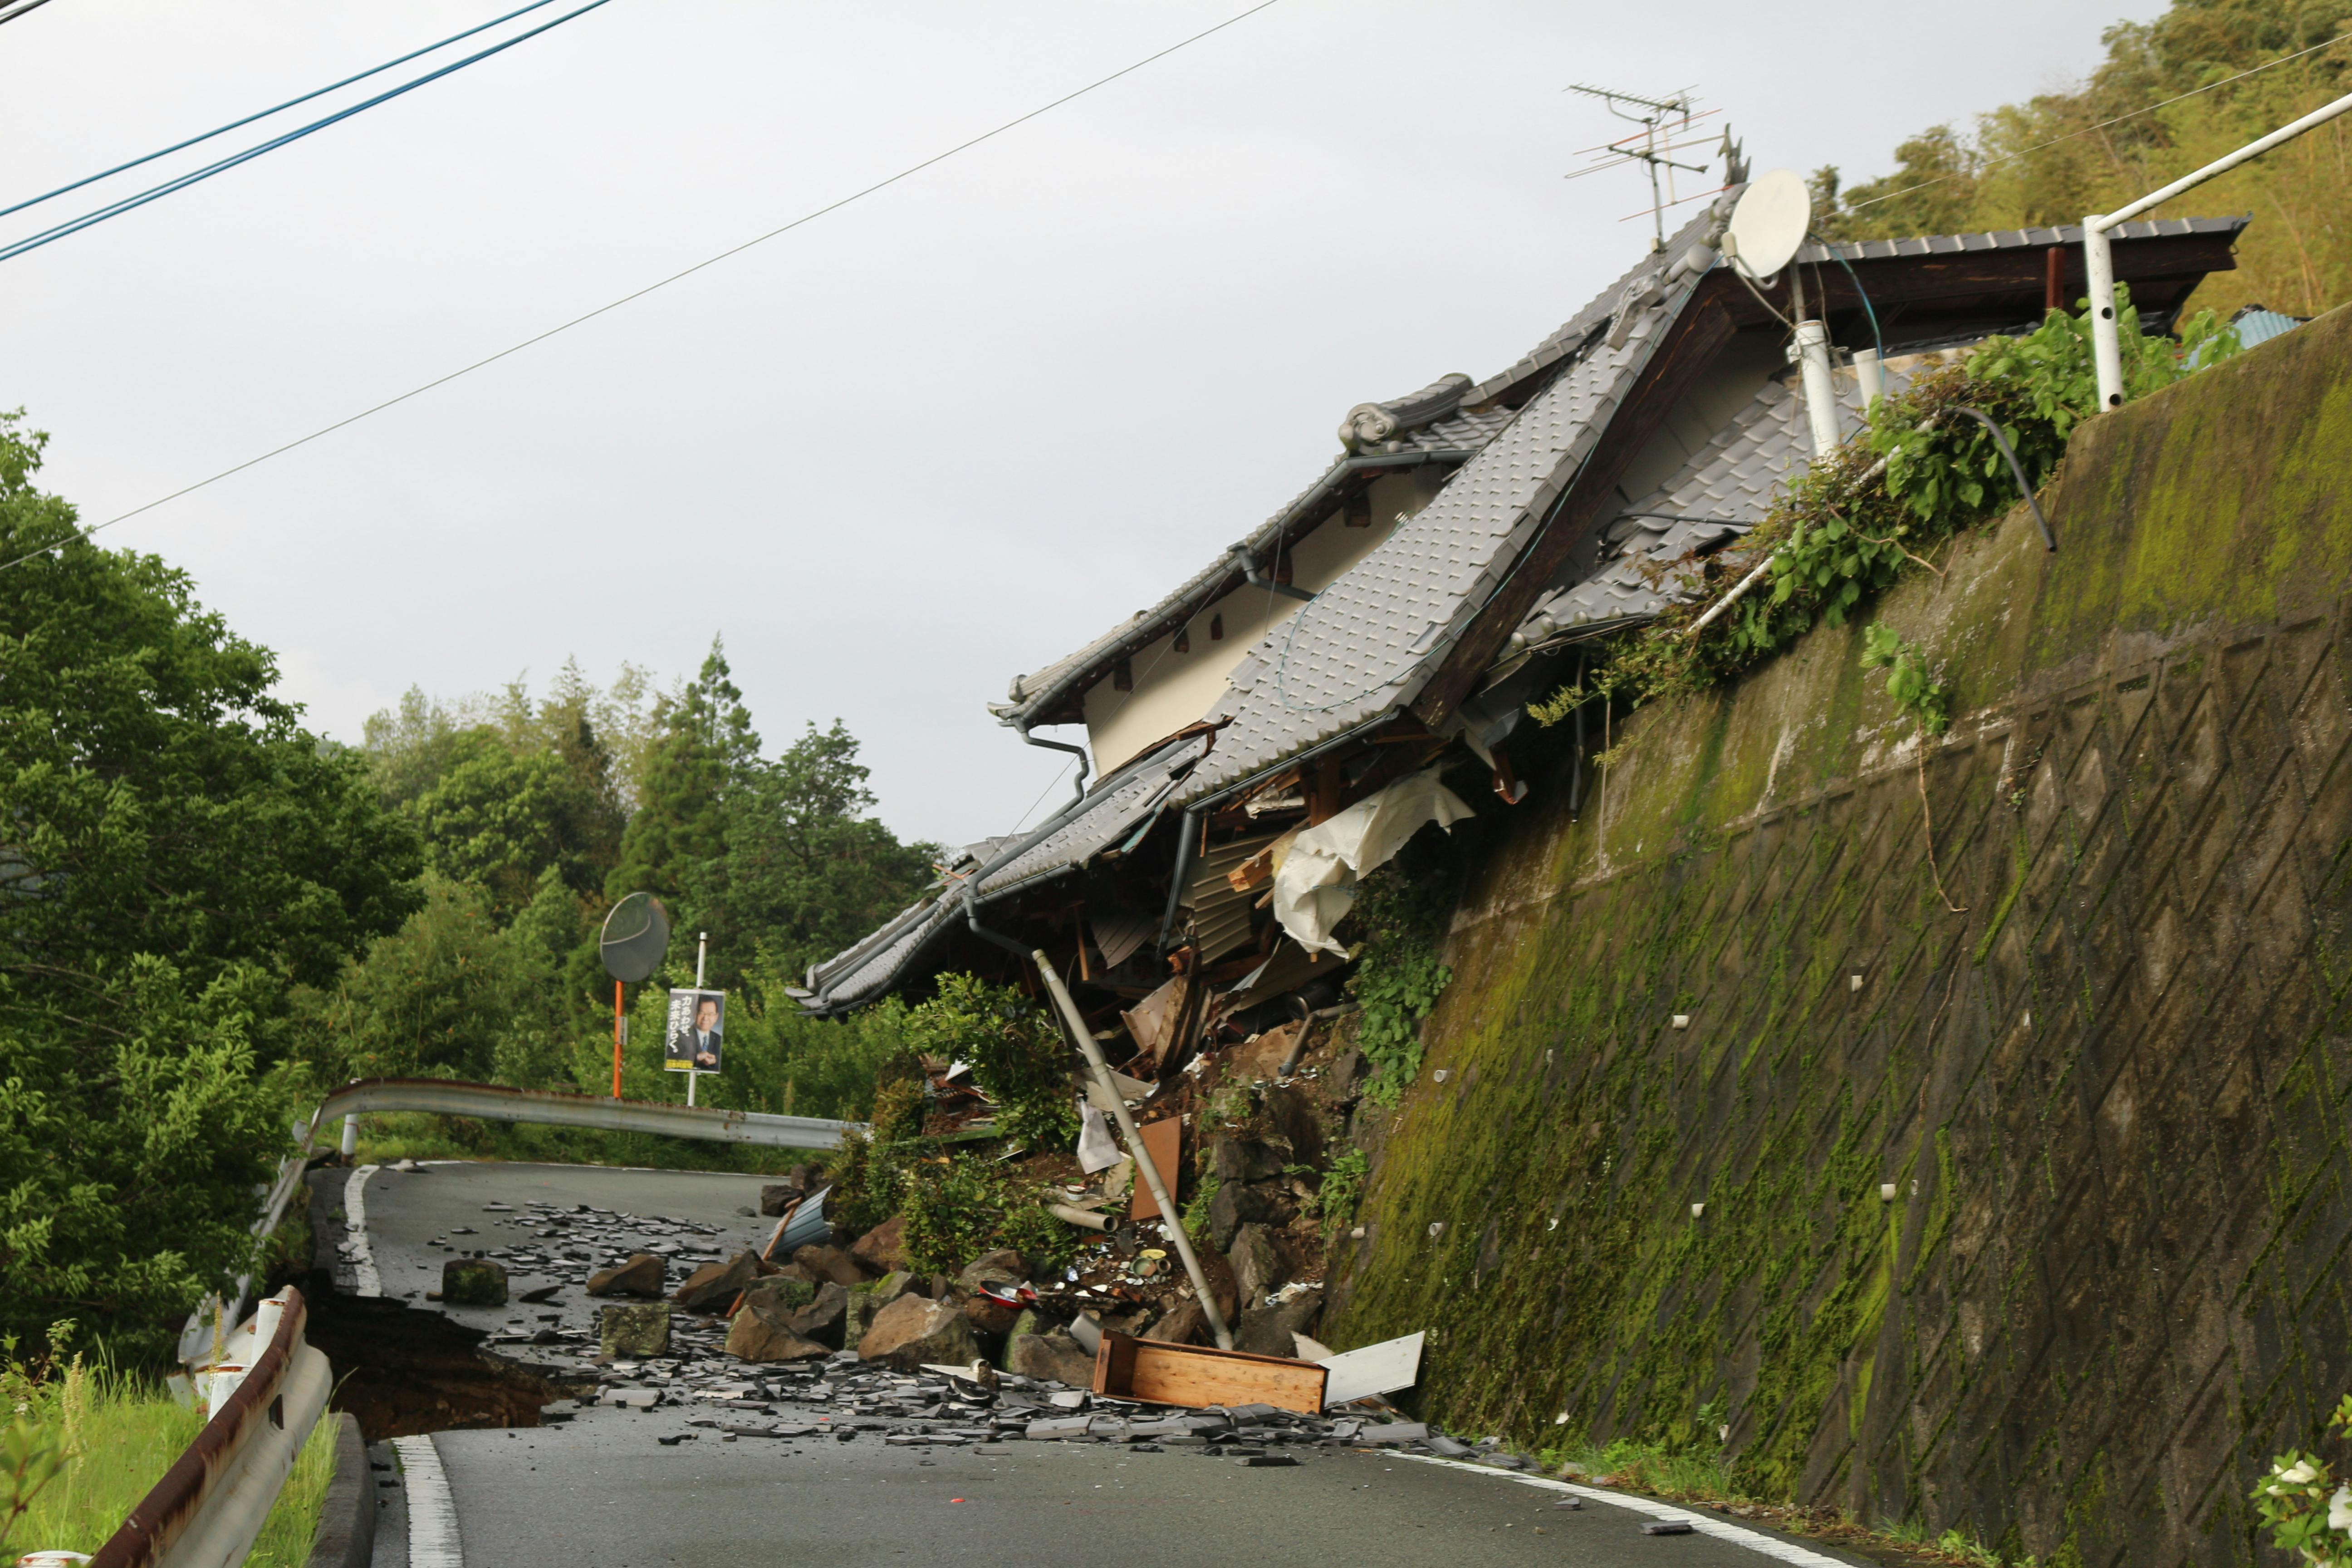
<box><xmin>664</xmin><ymin>988</ymin><xmax>725</xmax><ymax>1073</ymax></box>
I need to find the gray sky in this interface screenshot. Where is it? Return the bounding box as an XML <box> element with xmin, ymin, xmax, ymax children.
<box><xmin>1</xmin><ymin>0</ymin><xmax>2161</xmax><ymax>849</ymax></box>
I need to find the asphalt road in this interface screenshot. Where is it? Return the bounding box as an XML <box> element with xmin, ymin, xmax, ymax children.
<box><xmin>353</xmin><ymin>1161</ymin><xmax>1869</xmax><ymax>1568</ymax></box>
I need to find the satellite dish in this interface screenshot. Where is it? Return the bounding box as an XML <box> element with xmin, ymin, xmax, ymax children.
<box><xmin>1723</xmin><ymin>168</ymin><xmax>1811</xmax><ymax>282</ymax></box>
<box><xmin>600</xmin><ymin>892</ymin><xmax>671</xmax><ymax>984</ymax></box>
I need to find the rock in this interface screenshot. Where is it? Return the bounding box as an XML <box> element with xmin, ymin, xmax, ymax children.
<box><xmin>517</xmin><ymin>1284</ymin><xmax>562</xmax><ymax>1304</ymax></box>
<box><xmin>1230</xmin><ymin>1223</ymin><xmax>1284</xmax><ymax>1305</ymax></box>
<box><xmin>856</xmin><ymin>1293</ymin><xmax>980</xmax><ymax>1371</ymax></box>
<box><xmin>962</xmin><ymin>1296</ymin><xmax>1018</xmax><ymax>1336</ymax></box>
<box><xmin>1261</xmin><ymin>1085</ymin><xmax>1325</xmax><ymax>1164</ymax></box>
<box><xmin>1234</xmin><ymin>1291</ymin><xmax>1323</xmax><ymax>1359</ymax></box>
<box><xmin>849</xmin><ymin>1215</ymin><xmax>911</xmax><ymax>1272</ymax></box>
<box><xmin>741</xmin><ymin>1277</ymin><xmax>817</xmax><ymax>1317</ymax></box>
<box><xmin>791</xmin><ymin>1244</ymin><xmax>867</xmax><ymax>1288</ymax></box>
<box><xmin>772</xmin><ymin>1262</ymin><xmax>816</xmax><ymax>1284</ymax></box>
<box><xmin>441</xmin><ymin>1259</ymin><xmax>506</xmax><ymax>1306</ymax></box>
<box><xmin>725</xmin><ymin>1300</ymin><xmax>829</xmax><ymax>1362</ymax></box>
<box><xmin>843</xmin><ymin>1271</ymin><xmax>919</xmax><ymax>1346</ymax></box>
<box><xmin>759</xmin><ymin>1184</ymin><xmax>803</xmax><ymax>1217</ymax></box>
<box><xmin>599</xmin><ymin>1302</ymin><xmax>671</xmax><ymax>1357</ymax></box>
<box><xmin>1207</xmin><ymin>1181</ymin><xmax>1272</xmax><ymax>1252</ymax></box>
<box><xmin>956</xmin><ymin>1248</ymin><xmax>1029</xmax><ymax>1294</ymax></box>
<box><xmin>587</xmin><ymin>1254</ymin><xmax>666</xmax><ymax>1298</ymax></box>
<box><xmin>1007</xmin><ymin>1307</ymin><xmax>1044</xmax><ymax>1344</ymax></box>
<box><xmin>674</xmin><ymin>1251</ymin><xmax>763</xmax><ymax>1313</ymax></box>
<box><xmin>1326</xmin><ymin>1050</ymin><xmax>1367</xmax><ymax>1103</ymax></box>
<box><xmin>1194</xmin><ymin>1243</ymin><xmax>1241</xmax><ymax>1327</ymax></box>
<box><xmin>1211</xmin><ymin>1136</ymin><xmax>1284</xmax><ymax>1184</ymax></box>
<box><xmin>1007</xmin><ymin>1330</ymin><xmax>1096</xmax><ymax>1387</ymax></box>
<box><xmin>787</xmin><ymin>1283</ymin><xmax>851</xmax><ymax>1349</ymax></box>
<box><xmin>1142</xmin><ymin>1298</ymin><xmax>1207</xmax><ymax>1346</ymax></box>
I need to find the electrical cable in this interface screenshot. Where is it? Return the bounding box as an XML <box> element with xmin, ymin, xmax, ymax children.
<box><xmin>0</xmin><ymin>0</ymin><xmax>568</xmax><ymax>225</ymax></box>
<box><xmin>0</xmin><ymin>0</ymin><xmax>1289</xmax><ymax>575</ymax></box>
<box><xmin>0</xmin><ymin>0</ymin><xmax>616</xmax><ymax>264</ymax></box>
<box><xmin>1845</xmin><ymin>29</ymin><xmax>2352</xmax><ymax>216</ymax></box>
<box><xmin>0</xmin><ymin>0</ymin><xmax>60</xmax><ymax>25</ymax></box>
<box><xmin>1808</xmin><ymin>230</ymin><xmax>1883</xmax><ymax>359</ymax></box>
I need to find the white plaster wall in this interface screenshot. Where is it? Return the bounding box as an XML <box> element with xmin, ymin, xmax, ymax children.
<box><xmin>1081</xmin><ymin>466</ymin><xmax>1446</xmax><ymax>773</ymax></box>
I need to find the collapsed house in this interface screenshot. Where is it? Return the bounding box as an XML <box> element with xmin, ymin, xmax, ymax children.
<box><xmin>800</xmin><ymin>196</ymin><xmax>2249</xmax><ymax>1072</ymax></box>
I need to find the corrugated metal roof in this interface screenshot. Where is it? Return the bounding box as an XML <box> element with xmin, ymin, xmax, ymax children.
<box><xmin>1793</xmin><ymin>214</ymin><xmax>2245</xmax><ymax>264</ymax></box>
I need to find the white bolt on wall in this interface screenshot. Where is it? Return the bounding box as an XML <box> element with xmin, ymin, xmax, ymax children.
<box><xmin>1880</xmin><ymin>1183</ymin><xmax>1899</xmax><ymax>1202</ymax></box>
<box><xmin>1850</xmin><ymin>974</ymin><xmax>1864</xmax><ymax>993</ymax></box>
<box><xmin>1671</xmin><ymin>1014</ymin><xmax>1691</xmax><ymax>1030</ymax></box>
<box><xmin>1690</xmin><ymin>1202</ymin><xmax>1705</xmax><ymax>1219</ymax></box>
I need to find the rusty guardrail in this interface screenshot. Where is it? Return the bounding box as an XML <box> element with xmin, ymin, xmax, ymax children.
<box><xmin>94</xmin><ymin>1289</ymin><xmax>332</xmax><ymax>1568</ymax></box>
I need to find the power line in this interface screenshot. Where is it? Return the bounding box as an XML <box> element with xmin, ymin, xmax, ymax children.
<box><xmin>0</xmin><ymin>0</ymin><xmax>615</xmax><ymax>264</ymax></box>
<box><xmin>1846</xmin><ymin>28</ymin><xmax>2352</xmax><ymax>214</ymax></box>
<box><xmin>0</xmin><ymin>0</ymin><xmax>568</xmax><ymax>226</ymax></box>
<box><xmin>0</xmin><ymin>0</ymin><xmax>1287</xmax><ymax>575</ymax></box>
<box><xmin>0</xmin><ymin>0</ymin><xmax>62</xmax><ymax>27</ymax></box>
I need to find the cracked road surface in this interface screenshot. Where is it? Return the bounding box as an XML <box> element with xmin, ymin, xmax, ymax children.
<box><xmin>353</xmin><ymin>1161</ymin><xmax>1871</xmax><ymax>1568</ymax></box>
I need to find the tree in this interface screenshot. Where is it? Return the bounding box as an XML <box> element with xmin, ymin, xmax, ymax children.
<box><xmin>0</xmin><ymin>410</ymin><xmax>421</xmax><ymax>1359</ymax></box>
<box><xmin>603</xmin><ymin>639</ymin><xmax>757</xmax><ymax>914</ymax></box>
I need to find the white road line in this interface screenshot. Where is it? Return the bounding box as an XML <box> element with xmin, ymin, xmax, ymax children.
<box><xmin>392</xmin><ymin>1435</ymin><xmax>464</xmax><ymax>1568</ymax></box>
<box><xmin>344</xmin><ymin>1165</ymin><xmax>382</xmax><ymax>1297</ymax></box>
<box><xmin>1387</xmin><ymin>1453</ymin><xmax>1863</xmax><ymax>1567</ymax></box>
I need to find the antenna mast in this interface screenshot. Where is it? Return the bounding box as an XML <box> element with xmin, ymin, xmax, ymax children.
<box><xmin>1564</xmin><ymin>82</ymin><xmax>1710</xmax><ymax>250</ymax></box>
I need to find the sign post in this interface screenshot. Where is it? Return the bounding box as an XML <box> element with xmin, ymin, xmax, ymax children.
<box><xmin>666</xmin><ymin>934</ymin><xmax>723</xmax><ymax>1106</ymax></box>
<box><xmin>598</xmin><ymin>893</ymin><xmax>671</xmax><ymax>1100</ymax></box>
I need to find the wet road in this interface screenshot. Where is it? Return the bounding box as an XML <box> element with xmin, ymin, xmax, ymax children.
<box><xmin>351</xmin><ymin>1161</ymin><xmax>1869</xmax><ymax>1568</ymax></box>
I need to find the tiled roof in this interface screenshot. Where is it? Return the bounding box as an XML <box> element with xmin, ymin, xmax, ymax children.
<box><xmin>803</xmin><ymin>733</ymin><xmax>1211</xmax><ymax>1010</ymax></box>
<box><xmin>988</xmin><ymin>391</ymin><xmax>1517</xmax><ymax>732</ymax></box>
<box><xmin>1175</xmin><ymin>205</ymin><xmax>1728</xmax><ymax>804</ymax></box>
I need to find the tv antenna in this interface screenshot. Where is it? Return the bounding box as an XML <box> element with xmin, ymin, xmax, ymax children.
<box><xmin>1564</xmin><ymin>82</ymin><xmax>1716</xmax><ymax>250</ymax></box>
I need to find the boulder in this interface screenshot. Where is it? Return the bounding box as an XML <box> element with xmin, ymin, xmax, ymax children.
<box><xmin>1208</xmin><ymin>1181</ymin><xmax>1272</xmax><ymax>1252</ymax></box>
<box><xmin>1143</xmin><ymin>1298</ymin><xmax>1207</xmax><ymax>1346</ymax></box>
<box><xmin>771</xmin><ymin>1262</ymin><xmax>816</xmax><ymax>1284</ymax></box>
<box><xmin>1234</xmin><ymin>1291</ymin><xmax>1323</xmax><ymax>1359</ymax></box>
<box><xmin>1211</xmin><ymin>1136</ymin><xmax>1284</xmax><ymax>1184</ymax></box>
<box><xmin>741</xmin><ymin>1277</ymin><xmax>817</xmax><ymax>1317</ymax></box>
<box><xmin>1194</xmin><ymin>1245</ymin><xmax>1241</xmax><ymax>1327</ymax></box>
<box><xmin>1326</xmin><ymin>1049</ymin><xmax>1368</xmax><ymax>1104</ymax></box>
<box><xmin>598</xmin><ymin>1302</ymin><xmax>671</xmax><ymax>1357</ymax></box>
<box><xmin>587</xmin><ymin>1254</ymin><xmax>666</xmax><ymax>1298</ymax></box>
<box><xmin>1261</xmin><ymin>1085</ymin><xmax>1326</xmax><ymax>1164</ymax></box>
<box><xmin>758</xmin><ymin>1183</ymin><xmax>803</xmax><ymax>1217</ymax></box>
<box><xmin>674</xmin><ymin>1251</ymin><xmax>763</xmax><ymax>1313</ymax></box>
<box><xmin>962</xmin><ymin>1295</ymin><xmax>1018</xmax><ymax>1336</ymax></box>
<box><xmin>857</xmin><ymin>1294</ymin><xmax>980</xmax><ymax>1372</ymax></box>
<box><xmin>725</xmin><ymin>1303</ymin><xmax>828</xmax><ymax>1362</ymax></box>
<box><xmin>1007</xmin><ymin>1329</ymin><xmax>1096</xmax><ymax>1387</ymax></box>
<box><xmin>787</xmin><ymin>1282</ymin><xmax>850</xmax><ymax>1349</ymax></box>
<box><xmin>843</xmin><ymin>1271</ymin><xmax>919</xmax><ymax>1346</ymax></box>
<box><xmin>956</xmin><ymin>1248</ymin><xmax>1029</xmax><ymax>1295</ymax></box>
<box><xmin>1230</xmin><ymin>1223</ymin><xmax>1284</xmax><ymax>1306</ymax></box>
<box><xmin>849</xmin><ymin>1215</ymin><xmax>911</xmax><ymax>1273</ymax></box>
<box><xmin>791</xmin><ymin>1244</ymin><xmax>867</xmax><ymax>1288</ymax></box>
<box><xmin>441</xmin><ymin>1258</ymin><xmax>507</xmax><ymax>1306</ymax></box>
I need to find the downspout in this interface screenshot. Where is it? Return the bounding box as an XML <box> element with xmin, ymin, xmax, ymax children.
<box><xmin>1019</xmin><ymin>726</ymin><xmax>1090</xmax><ymax>804</ymax></box>
<box><xmin>1156</xmin><ymin>806</ymin><xmax>1203</xmax><ymax>954</ymax></box>
<box><xmin>965</xmin><ymin>892</ymin><xmax>1031</xmax><ymax>959</ymax></box>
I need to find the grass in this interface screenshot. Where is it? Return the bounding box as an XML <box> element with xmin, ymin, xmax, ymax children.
<box><xmin>4</xmin><ymin>1333</ymin><xmax>340</xmax><ymax>1566</ymax></box>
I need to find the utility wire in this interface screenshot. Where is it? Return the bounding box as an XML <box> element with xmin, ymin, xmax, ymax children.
<box><xmin>0</xmin><ymin>0</ymin><xmax>1287</xmax><ymax>575</ymax></box>
<box><xmin>0</xmin><ymin>0</ymin><xmax>61</xmax><ymax>26</ymax></box>
<box><xmin>1846</xmin><ymin>28</ymin><xmax>2352</xmax><ymax>214</ymax></box>
<box><xmin>0</xmin><ymin>0</ymin><xmax>614</xmax><ymax>264</ymax></box>
<box><xmin>0</xmin><ymin>0</ymin><xmax>568</xmax><ymax>225</ymax></box>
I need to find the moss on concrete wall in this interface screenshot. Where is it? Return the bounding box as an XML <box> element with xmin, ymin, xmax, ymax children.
<box><xmin>1326</xmin><ymin>306</ymin><xmax>2352</xmax><ymax>1567</ymax></box>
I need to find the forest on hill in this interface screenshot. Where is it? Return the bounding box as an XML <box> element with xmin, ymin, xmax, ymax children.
<box><xmin>1813</xmin><ymin>0</ymin><xmax>2349</xmax><ymax>320</ymax></box>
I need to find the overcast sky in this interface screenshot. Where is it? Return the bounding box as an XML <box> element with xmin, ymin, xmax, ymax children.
<box><xmin>1</xmin><ymin>0</ymin><xmax>2161</xmax><ymax>849</ymax></box>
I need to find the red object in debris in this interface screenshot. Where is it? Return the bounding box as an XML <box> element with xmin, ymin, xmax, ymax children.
<box><xmin>979</xmin><ymin>1284</ymin><xmax>1038</xmax><ymax>1308</ymax></box>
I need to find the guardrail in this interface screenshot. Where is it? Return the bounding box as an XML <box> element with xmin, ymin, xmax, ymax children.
<box><xmin>96</xmin><ymin>1289</ymin><xmax>332</xmax><ymax>1568</ymax></box>
<box><xmin>311</xmin><ymin>1077</ymin><xmax>863</xmax><ymax>1152</ymax></box>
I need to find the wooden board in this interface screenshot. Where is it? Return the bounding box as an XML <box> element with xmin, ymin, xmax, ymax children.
<box><xmin>1126</xmin><ymin>1117</ymin><xmax>1185</xmax><ymax>1221</ymax></box>
<box><xmin>1093</xmin><ymin>1331</ymin><xmax>1328</xmax><ymax>1415</ymax></box>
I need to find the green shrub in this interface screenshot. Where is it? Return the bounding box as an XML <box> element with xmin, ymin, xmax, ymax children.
<box><xmin>897</xmin><ymin>1154</ymin><xmax>1073</xmax><ymax>1274</ymax></box>
<box><xmin>901</xmin><ymin>974</ymin><xmax>1077</xmax><ymax>1151</ymax></box>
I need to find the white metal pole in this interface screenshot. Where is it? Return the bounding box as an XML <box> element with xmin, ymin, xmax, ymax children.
<box><xmin>1854</xmin><ymin>347</ymin><xmax>1886</xmax><ymax>409</ymax></box>
<box><xmin>2082</xmin><ymin>220</ymin><xmax>2124</xmax><ymax>411</ymax></box>
<box><xmin>1030</xmin><ymin>949</ymin><xmax>1235</xmax><ymax>1351</ymax></box>
<box><xmin>2085</xmin><ymin>88</ymin><xmax>2352</xmax><ymax>413</ymax></box>
<box><xmin>1794</xmin><ymin>320</ymin><xmax>1842</xmax><ymax>456</ymax></box>
<box><xmin>340</xmin><ymin>1114</ymin><xmax>359</xmax><ymax>1158</ymax></box>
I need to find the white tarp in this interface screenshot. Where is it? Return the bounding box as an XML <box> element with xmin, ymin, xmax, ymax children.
<box><xmin>1075</xmin><ymin>1102</ymin><xmax>1123</xmax><ymax>1173</ymax></box>
<box><xmin>1270</xmin><ymin>769</ymin><xmax>1475</xmax><ymax>954</ymax></box>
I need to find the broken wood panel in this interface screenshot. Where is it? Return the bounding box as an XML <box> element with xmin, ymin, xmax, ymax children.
<box><xmin>1092</xmin><ymin>1331</ymin><xmax>1328</xmax><ymax>1414</ymax></box>
<box><xmin>1126</xmin><ymin>1117</ymin><xmax>1186</xmax><ymax>1221</ymax></box>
